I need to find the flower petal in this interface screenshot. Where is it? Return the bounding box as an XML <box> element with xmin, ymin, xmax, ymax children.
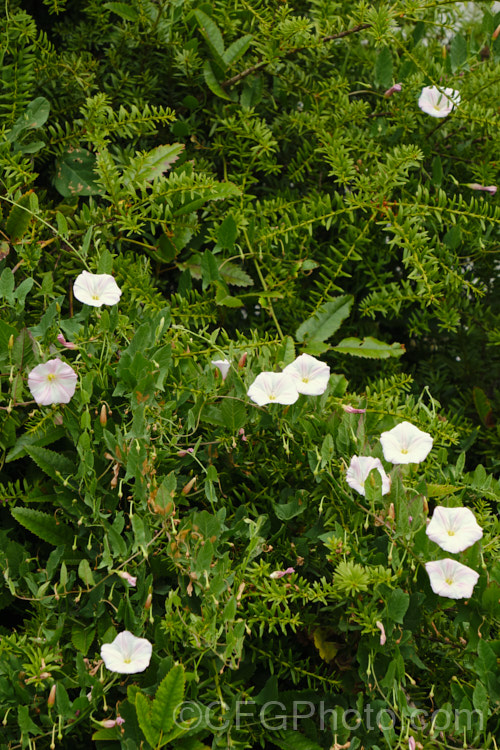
<box><xmin>346</xmin><ymin>456</ymin><xmax>391</xmax><ymax>496</ymax></box>
<box><xmin>28</xmin><ymin>359</ymin><xmax>78</xmax><ymax>405</ymax></box>
<box><xmin>418</xmin><ymin>86</ymin><xmax>460</xmax><ymax>118</ymax></box>
<box><xmin>247</xmin><ymin>372</ymin><xmax>299</xmax><ymax>405</ymax></box>
<box><xmin>100</xmin><ymin>631</ymin><xmax>152</xmax><ymax>674</ymax></box>
<box><xmin>73</xmin><ymin>271</ymin><xmax>122</xmax><ymax>307</ymax></box>
<box><xmin>426</xmin><ymin>506</ymin><xmax>483</xmax><ymax>553</ymax></box>
<box><xmin>282</xmin><ymin>354</ymin><xmax>330</xmax><ymax>396</ymax></box>
<box><xmin>425</xmin><ymin>559</ymin><xmax>479</xmax><ymax>599</ymax></box>
<box><xmin>211</xmin><ymin>359</ymin><xmax>231</xmax><ymax>380</ymax></box>
<box><xmin>380</xmin><ymin>421</ymin><xmax>433</xmax><ymax>464</ymax></box>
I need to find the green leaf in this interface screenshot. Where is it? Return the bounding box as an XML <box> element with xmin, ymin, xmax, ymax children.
<box><xmin>11</xmin><ymin>507</ymin><xmax>73</xmax><ymax>547</ymax></box>
<box><xmin>193</xmin><ymin>10</ymin><xmax>226</xmax><ymax>69</ymax></box>
<box><xmin>122</xmin><ymin>143</ymin><xmax>184</xmax><ymax>185</ymax></box>
<box><xmin>223</xmin><ymin>34</ymin><xmax>253</xmax><ymax>66</ymax></box>
<box><xmin>7</xmin><ymin>97</ymin><xmax>50</xmax><ymax>143</ymax></box>
<box><xmin>220</xmin><ymin>399</ymin><xmax>247</xmax><ymax>432</ymax></box>
<box><xmin>54</xmin><ymin>148</ymin><xmax>102</xmax><ymax>197</ymax></box>
<box><xmin>71</xmin><ymin>623</ymin><xmax>95</xmax><ymax>655</ymax></box>
<box><xmin>26</xmin><ymin>446</ymin><xmax>75</xmax><ymax>483</ymax></box>
<box><xmin>135</xmin><ymin>693</ymin><xmax>160</xmax><ymax>747</ymax></box>
<box><xmin>219</xmin><ymin>262</ymin><xmax>253</xmax><ymax>287</ymax></box>
<box><xmin>151</xmin><ymin>664</ymin><xmax>186</xmax><ymax>734</ymax></box>
<box><xmin>473</xmin><ymin>681</ymin><xmax>489</xmax><ymax>714</ymax></box>
<box><xmin>203</xmin><ymin>60</ymin><xmax>233</xmax><ymax>101</ymax></box>
<box><xmin>450</xmin><ymin>34</ymin><xmax>467</xmax><ymax>72</ymax></box>
<box><xmin>217</xmin><ymin>215</ymin><xmax>237</xmax><ymax>249</ymax></box>
<box><xmin>333</xmin><ymin>336</ymin><xmax>405</xmax><ymax>359</ymax></box>
<box><xmin>296</xmin><ymin>295</ymin><xmax>353</xmax><ymax>344</ymax></box>
<box><xmin>7</xmin><ymin>426</ymin><xmax>66</xmax><ymax>463</ymax></box>
<box><xmin>201</xmin><ymin>249</ymin><xmax>222</xmax><ymax>288</ymax></box>
<box><xmin>104</xmin><ymin>1</ymin><xmax>139</xmax><ymax>21</ymax></box>
<box><xmin>386</xmin><ymin>588</ymin><xmax>410</xmax><ymax>623</ymax></box>
<box><xmin>374</xmin><ymin>47</ymin><xmax>393</xmax><ymax>89</ymax></box>
<box><xmin>5</xmin><ymin>192</ymin><xmax>34</xmax><ymax>242</ymax></box>
<box><xmin>17</xmin><ymin>705</ymin><xmax>39</xmax><ymax>736</ymax></box>
<box><xmin>0</xmin><ymin>268</ymin><xmax>15</xmax><ymax>302</ymax></box>
<box><xmin>78</xmin><ymin>559</ymin><xmax>95</xmax><ymax>586</ymax></box>
<box><xmin>473</xmin><ymin>386</ymin><xmax>494</xmax><ymax>428</ymax></box>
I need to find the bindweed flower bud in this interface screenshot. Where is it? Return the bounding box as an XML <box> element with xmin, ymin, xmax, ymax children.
<box><xmin>100</xmin><ymin>404</ymin><xmax>107</xmax><ymax>426</ymax></box>
<box><xmin>181</xmin><ymin>476</ymin><xmax>197</xmax><ymax>495</ymax></box>
<box><xmin>47</xmin><ymin>684</ymin><xmax>56</xmax><ymax>708</ymax></box>
<box><xmin>238</xmin><ymin>352</ymin><xmax>247</xmax><ymax>368</ymax></box>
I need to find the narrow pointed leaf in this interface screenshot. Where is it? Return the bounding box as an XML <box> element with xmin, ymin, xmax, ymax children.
<box><xmin>333</xmin><ymin>336</ymin><xmax>405</xmax><ymax>358</ymax></box>
<box><xmin>11</xmin><ymin>507</ymin><xmax>73</xmax><ymax>547</ymax></box>
<box><xmin>151</xmin><ymin>664</ymin><xmax>186</xmax><ymax>734</ymax></box>
<box><xmin>296</xmin><ymin>295</ymin><xmax>353</xmax><ymax>343</ymax></box>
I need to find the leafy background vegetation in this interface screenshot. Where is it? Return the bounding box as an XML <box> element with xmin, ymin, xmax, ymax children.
<box><xmin>0</xmin><ymin>0</ymin><xmax>499</xmax><ymax>748</ymax></box>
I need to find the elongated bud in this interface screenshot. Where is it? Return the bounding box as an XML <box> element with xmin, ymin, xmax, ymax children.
<box><xmin>48</xmin><ymin>684</ymin><xmax>56</xmax><ymax>708</ymax></box>
<box><xmin>100</xmin><ymin>404</ymin><xmax>107</xmax><ymax>426</ymax></box>
<box><xmin>8</xmin><ymin>334</ymin><xmax>14</xmax><ymax>349</ymax></box>
<box><xmin>238</xmin><ymin>352</ymin><xmax>247</xmax><ymax>368</ymax></box>
<box><xmin>493</xmin><ymin>23</ymin><xmax>500</xmax><ymax>41</ymax></box>
<box><xmin>388</xmin><ymin>503</ymin><xmax>395</xmax><ymax>521</ymax></box>
<box><xmin>423</xmin><ymin>497</ymin><xmax>429</xmax><ymax>514</ymax></box>
<box><xmin>144</xmin><ymin>591</ymin><xmax>153</xmax><ymax>610</ymax></box>
<box><xmin>182</xmin><ymin>476</ymin><xmax>197</xmax><ymax>495</ymax></box>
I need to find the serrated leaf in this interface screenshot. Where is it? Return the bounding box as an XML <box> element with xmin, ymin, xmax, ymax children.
<box><xmin>5</xmin><ymin>192</ymin><xmax>34</xmax><ymax>242</ymax></box>
<box><xmin>7</xmin><ymin>426</ymin><xmax>66</xmax><ymax>463</ymax></box>
<box><xmin>334</xmin><ymin>336</ymin><xmax>405</xmax><ymax>359</ymax></box>
<box><xmin>122</xmin><ymin>143</ymin><xmax>184</xmax><ymax>185</ymax></box>
<box><xmin>219</xmin><ymin>262</ymin><xmax>253</xmax><ymax>287</ymax></box>
<box><xmin>201</xmin><ymin>249</ymin><xmax>222</xmax><ymax>288</ymax></box>
<box><xmin>374</xmin><ymin>47</ymin><xmax>393</xmax><ymax>89</ymax></box>
<box><xmin>71</xmin><ymin>623</ymin><xmax>95</xmax><ymax>655</ymax></box>
<box><xmin>296</xmin><ymin>296</ymin><xmax>352</xmax><ymax>343</ymax></box>
<box><xmin>193</xmin><ymin>10</ymin><xmax>226</xmax><ymax>69</ymax></box>
<box><xmin>203</xmin><ymin>60</ymin><xmax>232</xmax><ymax>101</ymax></box>
<box><xmin>26</xmin><ymin>446</ymin><xmax>75</xmax><ymax>483</ymax></box>
<box><xmin>135</xmin><ymin>692</ymin><xmax>160</xmax><ymax>746</ymax></box>
<box><xmin>11</xmin><ymin>507</ymin><xmax>73</xmax><ymax>546</ymax></box>
<box><xmin>215</xmin><ymin>286</ymin><xmax>244</xmax><ymax>307</ymax></box>
<box><xmin>223</xmin><ymin>34</ymin><xmax>253</xmax><ymax>66</ymax></box>
<box><xmin>220</xmin><ymin>399</ymin><xmax>247</xmax><ymax>432</ymax></box>
<box><xmin>104</xmin><ymin>1</ymin><xmax>139</xmax><ymax>20</ymax></box>
<box><xmin>78</xmin><ymin>559</ymin><xmax>95</xmax><ymax>586</ymax></box>
<box><xmin>0</xmin><ymin>268</ymin><xmax>15</xmax><ymax>302</ymax></box>
<box><xmin>151</xmin><ymin>664</ymin><xmax>186</xmax><ymax>734</ymax></box>
<box><xmin>473</xmin><ymin>386</ymin><xmax>494</xmax><ymax>428</ymax></box>
<box><xmin>273</xmin><ymin>729</ymin><xmax>324</xmax><ymax>750</ymax></box>
<box><xmin>217</xmin><ymin>215</ymin><xmax>237</xmax><ymax>249</ymax></box>
<box><xmin>386</xmin><ymin>588</ymin><xmax>409</xmax><ymax>623</ymax></box>
<box><xmin>54</xmin><ymin>148</ymin><xmax>102</xmax><ymax>197</ymax></box>
<box><xmin>450</xmin><ymin>34</ymin><xmax>467</xmax><ymax>72</ymax></box>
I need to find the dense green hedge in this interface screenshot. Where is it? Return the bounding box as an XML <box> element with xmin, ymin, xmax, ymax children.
<box><xmin>1</xmin><ymin>1</ymin><xmax>499</xmax><ymax>748</ymax></box>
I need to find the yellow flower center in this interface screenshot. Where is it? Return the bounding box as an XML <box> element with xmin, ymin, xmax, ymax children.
<box><xmin>447</xmin><ymin>530</ymin><xmax>455</xmax><ymax>536</ymax></box>
<box><xmin>92</xmin><ymin>294</ymin><xmax>100</xmax><ymax>300</ymax></box>
<box><xmin>268</xmin><ymin>394</ymin><xmax>276</xmax><ymax>401</ymax></box>
<box><xmin>123</xmin><ymin>657</ymin><xmax>131</xmax><ymax>663</ymax></box>
<box><xmin>302</xmin><ymin>377</ymin><xmax>309</xmax><ymax>383</ymax></box>
<box><xmin>47</xmin><ymin>374</ymin><xmax>56</xmax><ymax>382</ymax></box>
<box><xmin>445</xmin><ymin>577</ymin><xmax>453</xmax><ymax>585</ymax></box>
<box><xmin>400</xmin><ymin>448</ymin><xmax>408</xmax><ymax>454</ymax></box>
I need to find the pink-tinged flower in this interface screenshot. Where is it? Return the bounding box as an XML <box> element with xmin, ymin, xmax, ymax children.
<box><xmin>73</xmin><ymin>271</ymin><xmax>122</xmax><ymax>307</ymax></box>
<box><xmin>270</xmin><ymin>567</ymin><xmax>295</xmax><ymax>579</ymax></box>
<box><xmin>247</xmin><ymin>371</ymin><xmax>299</xmax><ymax>406</ymax></box>
<box><xmin>376</xmin><ymin>620</ymin><xmax>386</xmax><ymax>645</ymax></box>
<box><xmin>283</xmin><ymin>353</ymin><xmax>330</xmax><ymax>396</ymax></box>
<box><xmin>116</xmin><ymin>570</ymin><xmax>137</xmax><ymax>587</ymax></box>
<box><xmin>28</xmin><ymin>359</ymin><xmax>78</xmax><ymax>405</ymax></box>
<box><xmin>418</xmin><ymin>86</ymin><xmax>460</xmax><ymax>118</ymax></box>
<box><xmin>408</xmin><ymin>737</ymin><xmax>416</xmax><ymax>750</ymax></box>
<box><xmin>425</xmin><ymin>559</ymin><xmax>479</xmax><ymax>599</ymax></box>
<box><xmin>211</xmin><ymin>359</ymin><xmax>231</xmax><ymax>380</ymax></box>
<box><xmin>346</xmin><ymin>456</ymin><xmax>391</xmax><ymax>497</ymax></box>
<box><xmin>384</xmin><ymin>83</ymin><xmax>402</xmax><ymax>98</ymax></box>
<box><xmin>467</xmin><ymin>183</ymin><xmax>497</xmax><ymax>196</ymax></box>
<box><xmin>380</xmin><ymin>421</ymin><xmax>433</xmax><ymax>464</ymax></box>
<box><xmin>426</xmin><ymin>506</ymin><xmax>483</xmax><ymax>553</ymax></box>
<box><xmin>57</xmin><ymin>333</ymin><xmax>77</xmax><ymax>350</ymax></box>
<box><xmin>100</xmin><ymin>631</ymin><xmax>152</xmax><ymax>674</ymax></box>
<box><xmin>342</xmin><ymin>404</ymin><xmax>367</xmax><ymax>414</ymax></box>
<box><xmin>101</xmin><ymin>716</ymin><xmax>125</xmax><ymax>728</ymax></box>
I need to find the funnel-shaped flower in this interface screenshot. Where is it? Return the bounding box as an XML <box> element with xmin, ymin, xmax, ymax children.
<box><xmin>100</xmin><ymin>631</ymin><xmax>152</xmax><ymax>674</ymax></box>
<box><xmin>211</xmin><ymin>359</ymin><xmax>231</xmax><ymax>380</ymax></box>
<box><xmin>73</xmin><ymin>271</ymin><xmax>122</xmax><ymax>307</ymax></box>
<box><xmin>282</xmin><ymin>353</ymin><xmax>330</xmax><ymax>396</ymax></box>
<box><xmin>426</xmin><ymin>506</ymin><xmax>483</xmax><ymax>553</ymax></box>
<box><xmin>247</xmin><ymin>372</ymin><xmax>299</xmax><ymax>406</ymax></box>
<box><xmin>380</xmin><ymin>421</ymin><xmax>433</xmax><ymax>464</ymax></box>
<box><xmin>28</xmin><ymin>359</ymin><xmax>78</xmax><ymax>405</ymax></box>
<box><xmin>346</xmin><ymin>456</ymin><xmax>391</xmax><ymax>496</ymax></box>
<box><xmin>418</xmin><ymin>86</ymin><xmax>460</xmax><ymax>118</ymax></box>
<box><xmin>425</xmin><ymin>559</ymin><xmax>479</xmax><ymax>599</ymax></box>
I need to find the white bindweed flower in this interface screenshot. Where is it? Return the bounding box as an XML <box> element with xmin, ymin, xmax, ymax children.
<box><xmin>380</xmin><ymin>421</ymin><xmax>433</xmax><ymax>464</ymax></box>
<box><xmin>73</xmin><ymin>271</ymin><xmax>122</xmax><ymax>307</ymax></box>
<box><xmin>346</xmin><ymin>456</ymin><xmax>391</xmax><ymax>497</ymax></box>
<box><xmin>100</xmin><ymin>631</ymin><xmax>152</xmax><ymax>674</ymax></box>
<box><xmin>418</xmin><ymin>85</ymin><xmax>460</xmax><ymax>118</ymax></box>
<box><xmin>425</xmin><ymin>558</ymin><xmax>479</xmax><ymax>599</ymax></box>
<box><xmin>426</xmin><ymin>506</ymin><xmax>483</xmax><ymax>553</ymax></box>
<box><xmin>282</xmin><ymin>353</ymin><xmax>330</xmax><ymax>396</ymax></box>
<box><xmin>247</xmin><ymin>371</ymin><xmax>299</xmax><ymax>406</ymax></box>
<box><xmin>116</xmin><ymin>570</ymin><xmax>137</xmax><ymax>587</ymax></box>
<box><xmin>28</xmin><ymin>359</ymin><xmax>78</xmax><ymax>405</ymax></box>
<box><xmin>211</xmin><ymin>359</ymin><xmax>231</xmax><ymax>380</ymax></box>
